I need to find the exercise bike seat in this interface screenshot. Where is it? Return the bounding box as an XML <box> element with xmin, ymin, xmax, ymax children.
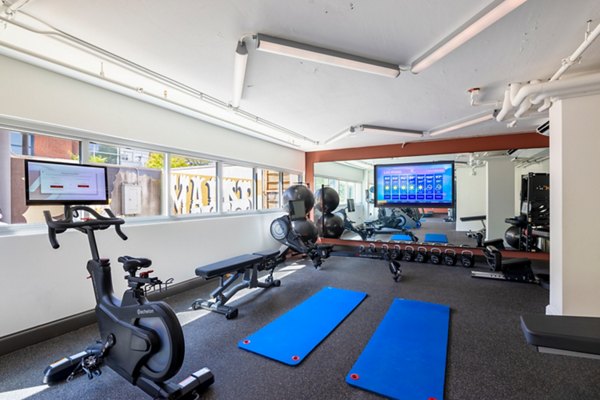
<box><xmin>118</xmin><ymin>256</ymin><xmax>152</xmax><ymax>272</ymax></box>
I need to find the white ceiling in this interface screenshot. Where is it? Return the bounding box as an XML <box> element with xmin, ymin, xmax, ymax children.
<box><xmin>2</xmin><ymin>0</ymin><xmax>600</xmax><ymax>150</ymax></box>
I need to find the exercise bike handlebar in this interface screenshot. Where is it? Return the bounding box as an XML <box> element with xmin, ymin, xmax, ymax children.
<box><xmin>44</xmin><ymin>206</ymin><xmax>127</xmax><ymax>249</ymax></box>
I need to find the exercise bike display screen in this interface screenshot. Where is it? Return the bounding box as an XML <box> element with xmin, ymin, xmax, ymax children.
<box><xmin>25</xmin><ymin>159</ymin><xmax>109</xmax><ymax>205</ymax></box>
<box><xmin>374</xmin><ymin>161</ymin><xmax>455</xmax><ymax>208</ymax></box>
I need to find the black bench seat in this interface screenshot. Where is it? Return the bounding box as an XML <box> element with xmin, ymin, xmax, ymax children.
<box><xmin>195</xmin><ymin>254</ymin><xmax>263</xmax><ymax>279</ymax></box>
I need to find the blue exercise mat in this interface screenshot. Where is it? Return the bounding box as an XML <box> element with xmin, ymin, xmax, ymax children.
<box><xmin>347</xmin><ymin>298</ymin><xmax>450</xmax><ymax>400</ymax></box>
<box><xmin>239</xmin><ymin>287</ymin><xmax>367</xmax><ymax>365</ymax></box>
<box><xmin>390</xmin><ymin>234</ymin><xmax>414</xmax><ymax>241</ymax></box>
<box><xmin>424</xmin><ymin>233</ymin><xmax>449</xmax><ymax>243</ymax></box>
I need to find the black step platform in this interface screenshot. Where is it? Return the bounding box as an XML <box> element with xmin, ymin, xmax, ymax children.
<box><xmin>521</xmin><ymin>314</ymin><xmax>600</xmax><ymax>358</ymax></box>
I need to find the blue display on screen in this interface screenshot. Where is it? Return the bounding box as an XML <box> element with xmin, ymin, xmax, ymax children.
<box><xmin>374</xmin><ymin>161</ymin><xmax>454</xmax><ymax>208</ymax></box>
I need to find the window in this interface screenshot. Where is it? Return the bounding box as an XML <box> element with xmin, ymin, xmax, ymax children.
<box><xmin>1</xmin><ymin>126</ymin><xmax>298</xmax><ymax>227</ymax></box>
<box><xmin>283</xmin><ymin>172</ymin><xmax>302</xmax><ymax>189</ymax></box>
<box><xmin>169</xmin><ymin>155</ymin><xmax>217</xmax><ymax>215</ymax></box>
<box><xmin>1</xmin><ymin>129</ymin><xmax>81</xmax><ymax>225</ymax></box>
<box><xmin>222</xmin><ymin>164</ymin><xmax>254</xmax><ymax>212</ymax></box>
<box><xmin>10</xmin><ymin>131</ymin><xmax>79</xmax><ymax>160</ymax></box>
<box><xmin>256</xmin><ymin>169</ymin><xmax>280</xmax><ymax>209</ymax></box>
<box><xmin>87</xmin><ymin>142</ymin><xmax>162</xmax><ymax>217</ymax></box>
<box><xmin>314</xmin><ymin>175</ymin><xmax>362</xmax><ymax>209</ymax></box>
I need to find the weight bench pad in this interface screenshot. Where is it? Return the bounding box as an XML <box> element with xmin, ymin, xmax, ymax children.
<box><xmin>521</xmin><ymin>314</ymin><xmax>600</xmax><ymax>355</ymax></box>
<box><xmin>196</xmin><ymin>254</ymin><xmax>263</xmax><ymax>279</ymax></box>
<box><xmin>503</xmin><ymin>258</ymin><xmax>531</xmax><ymax>268</ymax></box>
<box><xmin>460</xmin><ymin>215</ymin><xmax>486</xmax><ymax>222</ymax></box>
<box><xmin>253</xmin><ymin>250</ymin><xmax>279</xmax><ymax>259</ymax></box>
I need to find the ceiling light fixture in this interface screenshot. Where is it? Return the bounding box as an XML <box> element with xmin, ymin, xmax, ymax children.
<box><xmin>411</xmin><ymin>0</ymin><xmax>527</xmax><ymax>73</ymax></box>
<box><xmin>322</xmin><ymin>126</ymin><xmax>357</xmax><ymax>145</ymax></box>
<box><xmin>232</xmin><ymin>40</ymin><xmax>248</xmax><ymax>108</ymax></box>
<box><xmin>428</xmin><ymin>111</ymin><xmax>498</xmax><ymax>136</ymax></box>
<box><xmin>256</xmin><ymin>33</ymin><xmax>400</xmax><ymax>78</ymax></box>
<box><xmin>358</xmin><ymin>124</ymin><xmax>423</xmax><ymax>137</ymax></box>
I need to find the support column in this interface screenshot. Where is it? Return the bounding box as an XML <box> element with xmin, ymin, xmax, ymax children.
<box><xmin>548</xmin><ymin>93</ymin><xmax>600</xmax><ymax>316</ymax></box>
<box><xmin>485</xmin><ymin>158</ymin><xmax>514</xmax><ymax>242</ymax></box>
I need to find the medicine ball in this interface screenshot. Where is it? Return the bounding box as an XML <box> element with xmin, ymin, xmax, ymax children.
<box><xmin>291</xmin><ymin>218</ymin><xmax>319</xmax><ymax>242</ymax></box>
<box><xmin>283</xmin><ymin>185</ymin><xmax>315</xmax><ymax>215</ymax></box>
<box><xmin>504</xmin><ymin>226</ymin><xmax>521</xmax><ymax>249</ymax></box>
<box><xmin>317</xmin><ymin>213</ymin><xmax>345</xmax><ymax>238</ymax></box>
<box><xmin>314</xmin><ymin>187</ymin><xmax>340</xmax><ymax>213</ymax></box>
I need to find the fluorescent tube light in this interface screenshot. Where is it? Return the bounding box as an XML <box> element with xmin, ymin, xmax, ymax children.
<box><xmin>322</xmin><ymin>127</ymin><xmax>357</xmax><ymax>145</ymax></box>
<box><xmin>411</xmin><ymin>0</ymin><xmax>527</xmax><ymax>73</ymax></box>
<box><xmin>428</xmin><ymin>111</ymin><xmax>497</xmax><ymax>136</ymax></box>
<box><xmin>256</xmin><ymin>34</ymin><xmax>400</xmax><ymax>78</ymax></box>
<box><xmin>358</xmin><ymin>125</ymin><xmax>423</xmax><ymax>137</ymax></box>
<box><xmin>232</xmin><ymin>40</ymin><xmax>248</xmax><ymax>108</ymax></box>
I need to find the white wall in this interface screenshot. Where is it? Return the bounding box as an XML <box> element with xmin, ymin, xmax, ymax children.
<box><xmin>0</xmin><ymin>54</ymin><xmax>304</xmax><ymax>337</ymax></box>
<box><xmin>0</xmin><ymin>55</ymin><xmax>303</xmax><ymax>171</ymax></box>
<box><xmin>548</xmin><ymin>93</ymin><xmax>600</xmax><ymax>317</ymax></box>
<box><xmin>0</xmin><ymin>213</ymin><xmax>281</xmax><ymax>337</ymax></box>
<box><xmin>455</xmin><ymin>166</ymin><xmax>487</xmax><ymax>232</ymax></box>
<box><xmin>314</xmin><ymin>162</ymin><xmax>364</xmax><ymax>183</ymax></box>
<box><xmin>486</xmin><ymin>159</ymin><xmax>515</xmax><ymax>242</ymax></box>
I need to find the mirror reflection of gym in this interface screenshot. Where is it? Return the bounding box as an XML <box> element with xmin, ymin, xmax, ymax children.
<box><xmin>313</xmin><ymin>148</ymin><xmax>549</xmax><ymax>252</ymax></box>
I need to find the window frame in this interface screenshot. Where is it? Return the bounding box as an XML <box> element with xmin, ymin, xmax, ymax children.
<box><xmin>0</xmin><ymin>118</ymin><xmax>303</xmax><ymax>234</ymax></box>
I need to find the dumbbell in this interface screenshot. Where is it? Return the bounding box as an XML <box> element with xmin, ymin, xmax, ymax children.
<box><xmin>443</xmin><ymin>249</ymin><xmax>457</xmax><ymax>266</ymax></box>
<box><xmin>402</xmin><ymin>246</ymin><xmax>415</xmax><ymax>261</ymax></box>
<box><xmin>429</xmin><ymin>248</ymin><xmax>442</xmax><ymax>264</ymax></box>
<box><xmin>460</xmin><ymin>250</ymin><xmax>475</xmax><ymax>268</ymax></box>
<box><xmin>415</xmin><ymin>246</ymin><xmax>428</xmax><ymax>263</ymax></box>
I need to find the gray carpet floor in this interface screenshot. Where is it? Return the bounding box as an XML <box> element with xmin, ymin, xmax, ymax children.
<box><xmin>1</xmin><ymin>256</ymin><xmax>598</xmax><ymax>400</ymax></box>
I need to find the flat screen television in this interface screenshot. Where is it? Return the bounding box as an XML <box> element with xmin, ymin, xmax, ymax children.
<box><xmin>374</xmin><ymin>161</ymin><xmax>454</xmax><ymax>208</ymax></box>
<box><xmin>25</xmin><ymin>159</ymin><xmax>109</xmax><ymax>205</ymax></box>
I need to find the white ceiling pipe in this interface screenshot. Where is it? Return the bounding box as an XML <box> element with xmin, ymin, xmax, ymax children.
<box><xmin>550</xmin><ymin>20</ymin><xmax>600</xmax><ymax>81</ymax></box>
<box><xmin>511</xmin><ymin>72</ymin><xmax>600</xmax><ymax>107</ymax></box>
<box><xmin>513</xmin><ymin>97</ymin><xmax>532</xmax><ymax>118</ymax></box>
<box><xmin>537</xmin><ymin>98</ymin><xmax>552</xmax><ymax>112</ymax></box>
<box><xmin>509</xmin><ymin>82</ymin><xmax>523</xmax><ymax>106</ymax></box>
<box><xmin>498</xmin><ymin>21</ymin><xmax>600</xmax><ymax>121</ymax></box>
<box><xmin>495</xmin><ymin>88</ymin><xmax>514</xmax><ymax>121</ymax></box>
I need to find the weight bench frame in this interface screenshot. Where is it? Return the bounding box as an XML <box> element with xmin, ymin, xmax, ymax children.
<box><xmin>471</xmin><ymin>245</ymin><xmax>537</xmax><ymax>283</ymax></box>
<box><xmin>192</xmin><ymin>251</ymin><xmax>281</xmax><ymax>319</ymax></box>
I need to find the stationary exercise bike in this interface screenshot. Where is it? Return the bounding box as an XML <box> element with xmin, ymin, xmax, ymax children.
<box><xmin>42</xmin><ymin>205</ymin><xmax>214</xmax><ymax>399</ymax></box>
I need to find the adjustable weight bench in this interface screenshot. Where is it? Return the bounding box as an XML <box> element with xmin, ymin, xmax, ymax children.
<box><xmin>192</xmin><ymin>250</ymin><xmax>281</xmax><ymax>319</ymax></box>
<box><xmin>471</xmin><ymin>245</ymin><xmax>536</xmax><ymax>283</ymax></box>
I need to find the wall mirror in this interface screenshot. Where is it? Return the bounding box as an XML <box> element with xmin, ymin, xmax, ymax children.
<box><xmin>307</xmin><ymin>134</ymin><xmax>549</xmax><ymax>254</ymax></box>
